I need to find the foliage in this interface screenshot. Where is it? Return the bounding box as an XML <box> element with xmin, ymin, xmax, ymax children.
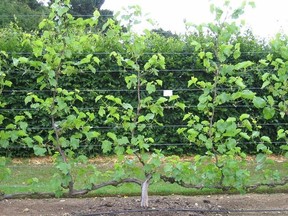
<box><xmin>95</xmin><ymin>8</ymin><xmax>185</xmax><ymax>206</ymax></box>
<box><xmin>69</xmin><ymin>0</ymin><xmax>105</xmax><ymax>16</ymax></box>
<box><xmin>0</xmin><ymin>0</ymin><xmax>48</xmax><ymax>31</ymax></box>
<box><xmin>1</xmin><ymin>0</ymin><xmax>288</xmax><ymax>208</ymax></box>
<box><xmin>174</xmin><ymin>1</ymin><xmax>264</xmax><ymax>191</ymax></box>
<box><xmin>260</xmin><ymin>34</ymin><xmax>288</xmax><ymax>156</ymax></box>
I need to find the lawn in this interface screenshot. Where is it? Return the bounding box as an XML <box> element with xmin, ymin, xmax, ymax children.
<box><xmin>1</xmin><ymin>156</ymin><xmax>288</xmax><ymax>197</ymax></box>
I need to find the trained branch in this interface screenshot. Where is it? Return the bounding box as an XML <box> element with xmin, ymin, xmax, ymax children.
<box><xmin>0</xmin><ymin>178</ymin><xmax>142</xmax><ymax>200</ymax></box>
<box><xmin>161</xmin><ymin>175</ymin><xmax>288</xmax><ymax>192</ymax></box>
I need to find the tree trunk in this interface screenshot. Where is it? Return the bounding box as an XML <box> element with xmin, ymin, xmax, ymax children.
<box><xmin>141</xmin><ymin>174</ymin><xmax>152</xmax><ymax>208</ymax></box>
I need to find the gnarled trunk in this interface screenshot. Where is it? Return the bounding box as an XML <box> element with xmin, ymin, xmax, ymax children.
<box><xmin>141</xmin><ymin>174</ymin><xmax>152</xmax><ymax>208</ymax></box>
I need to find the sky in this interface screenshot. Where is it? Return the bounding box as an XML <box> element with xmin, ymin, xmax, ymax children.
<box><xmin>101</xmin><ymin>0</ymin><xmax>288</xmax><ymax>39</ymax></box>
<box><xmin>38</xmin><ymin>0</ymin><xmax>288</xmax><ymax>39</ymax></box>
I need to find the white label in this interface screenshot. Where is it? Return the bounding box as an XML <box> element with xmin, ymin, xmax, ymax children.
<box><xmin>163</xmin><ymin>90</ymin><xmax>173</xmax><ymax>96</ymax></box>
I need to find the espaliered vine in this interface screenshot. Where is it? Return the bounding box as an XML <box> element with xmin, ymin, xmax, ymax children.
<box><xmin>1</xmin><ymin>0</ymin><xmax>288</xmax><ymax>208</ymax></box>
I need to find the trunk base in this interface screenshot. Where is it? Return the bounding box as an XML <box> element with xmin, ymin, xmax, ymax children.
<box><xmin>140</xmin><ymin>175</ymin><xmax>152</xmax><ymax>208</ymax></box>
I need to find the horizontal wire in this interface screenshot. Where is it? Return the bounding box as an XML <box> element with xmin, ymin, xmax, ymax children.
<box><xmin>1</xmin><ymin>141</ymin><xmax>287</xmax><ymax>150</ymax></box>
<box><xmin>6</xmin><ymin>68</ymin><xmax>273</xmax><ymax>74</ymax></box>
<box><xmin>1</xmin><ymin>87</ymin><xmax>265</xmax><ymax>93</ymax></box>
<box><xmin>7</xmin><ymin>69</ymin><xmax>205</xmax><ymax>73</ymax></box>
<box><xmin>0</xmin><ymin>14</ymin><xmax>114</xmax><ymax>18</ymax></box>
<box><xmin>0</xmin><ymin>104</ymin><xmax>282</xmax><ymax>113</ymax></box>
<box><xmin>0</xmin><ymin>121</ymin><xmax>287</xmax><ymax>131</ymax></box>
<box><xmin>0</xmin><ymin>105</ymin><xmax>275</xmax><ymax>113</ymax></box>
<box><xmin>3</xmin><ymin>51</ymin><xmax>271</xmax><ymax>55</ymax></box>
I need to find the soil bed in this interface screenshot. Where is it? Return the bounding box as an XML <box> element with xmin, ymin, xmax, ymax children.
<box><xmin>1</xmin><ymin>193</ymin><xmax>288</xmax><ymax>216</ymax></box>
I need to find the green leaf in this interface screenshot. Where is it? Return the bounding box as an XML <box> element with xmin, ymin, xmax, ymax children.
<box><xmin>70</xmin><ymin>137</ymin><xmax>80</xmax><ymax>149</ymax></box>
<box><xmin>241</xmin><ymin>90</ymin><xmax>255</xmax><ymax>100</ymax></box>
<box><xmin>125</xmin><ymin>74</ymin><xmax>137</xmax><ymax>89</ymax></box>
<box><xmin>19</xmin><ymin>122</ymin><xmax>28</xmax><ymax>130</ymax></box>
<box><xmin>183</xmin><ymin>113</ymin><xmax>192</xmax><ymax>121</ymax></box>
<box><xmin>261</xmin><ymin>136</ymin><xmax>271</xmax><ymax>143</ymax></box>
<box><xmin>248</xmin><ymin>1</ymin><xmax>256</xmax><ymax>8</ymax></box>
<box><xmin>118</xmin><ymin>137</ymin><xmax>129</xmax><ymax>145</ymax></box>
<box><xmin>76</xmin><ymin>94</ymin><xmax>83</xmax><ymax>102</ymax></box>
<box><xmin>235</xmin><ymin>77</ymin><xmax>246</xmax><ymax>89</ymax></box>
<box><xmin>235</xmin><ymin>61</ymin><xmax>254</xmax><ymax>70</ymax></box>
<box><xmin>261</xmin><ymin>72</ymin><xmax>270</xmax><ymax>81</ymax></box>
<box><xmin>240</xmin><ymin>132</ymin><xmax>250</xmax><ymax>140</ymax></box>
<box><xmin>36</xmin><ymin>76</ymin><xmax>44</xmax><ymax>85</ymax></box>
<box><xmin>107</xmin><ymin>132</ymin><xmax>117</xmax><ymax>141</ymax></box>
<box><xmin>33</xmin><ymin>135</ymin><xmax>43</xmax><ymax>144</ymax></box>
<box><xmin>0</xmin><ymin>115</ymin><xmax>4</xmax><ymax>125</ymax></box>
<box><xmin>146</xmin><ymin>83</ymin><xmax>156</xmax><ymax>94</ymax></box>
<box><xmin>240</xmin><ymin>113</ymin><xmax>250</xmax><ymax>121</ymax></box>
<box><xmin>191</xmin><ymin>40</ymin><xmax>201</xmax><ymax>51</ymax></box>
<box><xmin>277</xmin><ymin>129</ymin><xmax>286</xmax><ymax>140</ymax></box>
<box><xmin>87</xmin><ymin>112</ymin><xmax>95</xmax><ymax>121</ymax></box>
<box><xmin>156</xmin><ymin>97</ymin><xmax>168</xmax><ymax>104</ymax></box>
<box><xmin>114</xmin><ymin>146</ymin><xmax>125</xmax><ymax>156</ymax></box>
<box><xmin>257</xmin><ymin>144</ymin><xmax>267</xmax><ymax>152</ymax></box>
<box><xmin>226</xmin><ymin>138</ymin><xmax>237</xmax><ymax>150</ymax></box>
<box><xmin>23</xmin><ymin>137</ymin><xmax>34</xmax><ymax>147</ymax></box>
<box><xmin>98</xmin><ymin>106</ymin><xmax>105</xmax><ymax>117</ymax></box>
<box><xmin>177</xmin><ymin>128</ymin><xmax>187</xmax><ymax>134</ymax></box>
<box><xmin>145</xmin><ymin>113</ymin><xmax>154</xmax><ymax>121</ymax></box>
<box><xmin>0</xmin><ymin>140</ymin><xmax>9</xmax><ymax>148</ymax></box>
<box><xmin>168</xmin><ymin>95</ymin><xmax>180</xmax><ymax>102</ymax></box>
<box><xmin>102</xmin><ymin>140</ymin><xmax>112</xmax><ymax>153</ymax></box>
<box><xmin>85</xmin><ymin>131</ymin><xmax>100</xmax><ymax>141</ymax></box>
<box><xmin>56</xmin><ymin>162</ymin><xmax>71</xmax><ymax>175</ymax></box>
<box><xmin>256</xmin><ymin>153</ymin><xmax>266</xmax><ymax>164</ymax></box>
<box><xmin>175</xmin><ymin>102</ymin><xmax>186</xmax><ymax>111</ymax></box>
<box><xmin>93</xmin><ymin>57</ymin><xmax>100</xmax><ymax>65</ymax></box>
<box><xmin>126</xmin><ymin>147</ymin><xmax>135</xmax><ymax>155</ymax></box>
<box><xmin>59</xmin><ymin>137</ymin><xmax>69</xmax><ymax>148</ymax></box>
<box><xmin>122</xmin><ymin>103</ymin><xmax>133</xmax><ymax>110</ymax></box>
<box><xmin>188</xmin><ymin>77</ymin><xmax>198</xmax><ymax>87</ymax></box>
<box><xmin>33</xmin><ymin>146</ymin><xmax>47</xmax><ymax>156</ymax></box>
<box><xmin>4</xmin><ymin>80</ymin><xmax>12</xmax><ymax>87</ymax></box>
<box><xmin>198</xmin><ymin>51</ymin><xmax>205</xmax><ymax>59</ymax></box>
<box><xmin>156</xmin><ymin>79</ymin><xmax>163</xmax><ymax>86</ymax></box>
<box><xmin>263</xmin><ymin>107</ymin><xmax>275</xmax><ymax>120</ymax></box>
<box><xmin>95</xmin><ymin>95</ymin><xmax>103</xmax><ymax>103</ymax></box>
<box><xmin>24</xmin><ymin>111</ymin><xmax>32</xmax><ymax>119</ymax></box>
<box><xmin>14</xmin><ymin>115</ymin><xmax>25</xmax><ymax>123</ymax></box>
<box><xmin>252</xmin><ymin>131</ymin><xmax>260</xmax><ymax>138</ymax></box>
<box><xmin>187</xmin><ymin>129</ymin><xmax>199</xmax><ymax>142</ymax></box>
<box><xmin>253</xmin><ymin>97</ymin><xmax>266</xmax><ymax>108</ymax></box>
<box><xmin>242</xmin><ymin>119</ymin><xmax>252</xmax><ymax>131</ymax></box>
<box><xmin>105</xmin><ymin>95</ymin><xmax>122</xmax><ymax>104</ymax></box>
<box><xmin>138</xmin><ymin>115</ymin><xmax>145</xmax><ymax>123</ymax></box>
<box><xmin>267</xmin><ymin>96</ymin><xmax>275</xmax><ymax>106</ymax></box>
<box><xmin>261</xmin><ymin>80</ymin><xmax>270</xmax><ymax>89</ymax></box>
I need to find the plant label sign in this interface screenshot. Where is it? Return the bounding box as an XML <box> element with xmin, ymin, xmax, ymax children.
<box><xmin>163</xmin><ymin>90</ymin><xmax>173</xmax><ymax>97</ymax></box>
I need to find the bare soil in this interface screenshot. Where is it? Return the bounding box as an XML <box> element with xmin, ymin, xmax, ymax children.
<box><xmin>1</xmin><ymin>193</ymin><xmax>288</xmax><ymax>216</ymax></box>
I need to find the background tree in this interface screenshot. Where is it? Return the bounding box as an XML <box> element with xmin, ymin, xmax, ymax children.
<box><xmin>70</xmin><ymin>0</ymin><xmax>105</xmax><ymax>16</ymax></box>
<box><xmin>69</xmin><ymin>0</ymin><xmax>113</xmax><ymax>30</ymax></box>
<box><xmin>0</xmin><ymin>0</ymin><xmax>48</xmax><ymax>31</ymax></box>
<box><xmin>151</xmin><ymin>28</ymin><xmax>179</xmax><ymax>38</ymax></box>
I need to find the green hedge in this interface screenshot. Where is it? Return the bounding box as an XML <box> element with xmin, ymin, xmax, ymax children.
<box><xmin>0</xmin><ymin>18</ymin><xmax>285</xmax><ymax>157</ymax></box>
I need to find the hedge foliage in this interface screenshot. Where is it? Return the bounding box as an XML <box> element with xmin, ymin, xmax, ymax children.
<box><xmin>0</xmin><ymin>2</ymin><xmax>287</xmax><ymax>158</ymax></box>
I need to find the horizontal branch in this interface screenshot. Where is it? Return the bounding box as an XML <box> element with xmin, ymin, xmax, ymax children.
<box><xmin>161</xmin><ymin>175</ymin><xmax>288</xmax><ymax>192</ymax></box>
<box><xmin>246</xmin><ymin>177</ymin><xmax>288</xmax><ymax>191</ymax></box>
<box><xmin>0</xmin><ymin>178</ymin><xmax>142</xmax><ymax>200</ymax></box>
<box><xmin>160</xmin><ymin>175</ymin><xmax>227</xmax><ymax>190</ymax></box>
<box><xmin>71</xmin><ymin>178</ymin><xmax>142</xmax><ymax>196</ymax></box>
<box><xmin>1</xmin><ymin>192</ymin><xmax>56</xmax><ymax>200</ymax></box>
